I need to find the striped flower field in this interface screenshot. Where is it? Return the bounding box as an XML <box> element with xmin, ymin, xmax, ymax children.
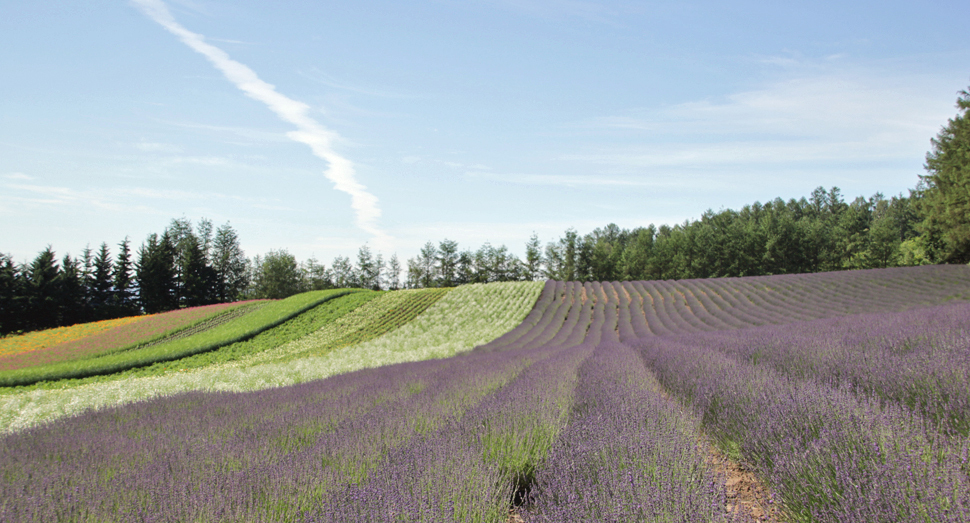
<box><xmin>2</xmin><ymin>265</ymin><xmax>970</xmax><ymax>522</ymax></box>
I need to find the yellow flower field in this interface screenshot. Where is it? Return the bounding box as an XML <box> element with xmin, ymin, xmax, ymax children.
<box><xmin>0</xmin><ymin>315</ymin><xmax>151</xmax><ymax>359</ymax></box>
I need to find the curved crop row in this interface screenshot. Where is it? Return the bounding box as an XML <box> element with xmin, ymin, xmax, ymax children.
<box><xmin>240</xmin><ymin>287</ymin><xmax>450</xmax><ymax>365</ymax></box>
<box><xmin>0</xmin><ymin>290</ymin><xmax>360</xmax><ymax>387</ymax></box>
<box><xmin>0</xmin><ymin>301</ymin><xmax>268</xmax><ymax>372</ymax></box>
<box><xmin>0</xmin><ymin>315</ymin><xmax>152</xmax><ymax>360</ymax></box>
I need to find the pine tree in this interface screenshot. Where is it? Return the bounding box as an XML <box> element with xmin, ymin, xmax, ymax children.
<box><xmin>25</xmin><ymin>247</ymin><xmax>61</xmax><ymax>330</ymax></box>
<box><xmin>91</xmin><ymin>243</ymin><xmax>114</xmax><ymax>317</ymax></box>
<box><xmin>212</xmin><ymin>222</ymin><xmax>248</xmax><ymax>302</ymax></box>
<box><xmin>136</xmin><ymin>233</ymin><xmax>177</xmax><ymax>313</ymax></box>
<box><xmin>112</xmin><ymin>237</ymin><xmax>137</xmax><ymax>314</ymax></box>
<box><xmin>524</xmin><ymin>233</ymin><xmax>542</xmax><ymax>281</ymax></box>
<box><xmin>385</xmin><ymin>254</ymin><xmax>402</xmax><ymax>290</ymax></box>
<box><xmin>59</xmin><ymin>254</ymin><xmax>86</xmax><ymax>326</ymax></box>
<box><xmin>357</xmin><ymin>245</ymin><xmax>380</xmax><ymax>290</ymax></box>
<box><xmin>178</xmin><ymin>234</ymin><xmax>207</xmax><ymax>307</ymax></box>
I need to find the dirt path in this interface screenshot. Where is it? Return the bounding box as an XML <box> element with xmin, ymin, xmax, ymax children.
<box><xmin>707</xmin><ymin>444</ymin><xmax>785</xmax><ymax>522</ymax></box>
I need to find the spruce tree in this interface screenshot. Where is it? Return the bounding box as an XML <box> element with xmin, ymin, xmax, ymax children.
<box><xmin>112</xmin><ymin>237</ymin><xmax>137</xmax><ymax>314</ymax></box>
<box><xmin>59</xmin><ymin>254</ymin><xmax>85</xmax><ymax>326</ymax></box>
<box><xmin>524</xmin><ymin>233</ymin><xmax>542</xmax><ymax>281</ymax></box>
<box><xmin>90</xmin><ymin>243</ymin><xmax>114</xmax><ymax>317</ymax></box>
<box><xmin>25</xmin><ymin>247</ymin><xmax>60</xmax><ymax>330</ymax></box>
<box><xmin>212</xmin><ymin>223</ymin><xmax>248</xmax><ymax>302</ymax></box>
<box><xmin>136</xmin><ymin>233</ymin><xmax>177</xmax><ymax>313</ymax></box>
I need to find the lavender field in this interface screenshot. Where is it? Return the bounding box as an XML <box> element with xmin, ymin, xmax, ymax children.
<box><xmin>3</xmin><ymin>265</ymin><xmax>970</xmax><ymax>522</ymax></box>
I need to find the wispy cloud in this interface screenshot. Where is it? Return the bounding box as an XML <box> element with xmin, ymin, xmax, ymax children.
<box><xmin>134</xmin><ymin>141</ymin><xmax>182</xmax><ymax>153</ymax></box>
<box><xmin>575</xmin><ymin>68</ymin><xmax>954</xmax><ymax>176</ymax></box>
<box><xmin>2</xmin><ymin>173</ymin><xmax>34</xmax><ymax>181</ymax></box>
<box><xmin>466</xmin><ymin>171</ymin><xmax>687</xmax><ymax>188</ymax></box>
<box><xmin>131</xmin><ymin>0</ymin><xmax>389</xmax><ymax>244</ymax></box>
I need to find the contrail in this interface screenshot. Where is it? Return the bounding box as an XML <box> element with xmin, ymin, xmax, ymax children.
<box><xmin>132</xmin><ymin>0</ymin><xmax>389</xmax><ymax>244</ymax></box>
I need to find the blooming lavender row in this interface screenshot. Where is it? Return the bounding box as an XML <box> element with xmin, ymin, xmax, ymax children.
<box><xmin>689</xmin><ymin>301</ymin><xmax>970</xmax><ymax>436</ymax></box>
<box><xmin>632</xmin><ymin>334</ymin><xmax>970</xmax><ymax>522</ymax></box>
<box><xmin>322</xmin><ymin>341</ymin><xmax>594</xmax><ymax>521</ymax></box>
<box><xmin>0</xmin><ymin>344</ymin><xmax>540</xmax><ymax>522</ymax></box>
<box><xmin>525</xmin><ymin>341</ymin><xmax>727</xmax><ymax>523</ymax></box>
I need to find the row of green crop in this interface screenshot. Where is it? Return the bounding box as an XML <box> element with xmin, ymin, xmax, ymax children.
<box><xmin>0</xmin><ymin>289</ymin><xmax>363</xmax><ymax>387</ymax></box>
<box><xmin>0</xmin><ymin>282</ymin><xmax>545</xmax><ymax>433</ymax></box>
<box><xmin>244</xmin><ymin>288</ymin><xmax>451</xmax><ymax>365</ymax></box>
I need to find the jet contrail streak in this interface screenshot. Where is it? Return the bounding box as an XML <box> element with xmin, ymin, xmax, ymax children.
<box><xmin>132</xmin><ymin>0</ymin><xmax>389</xmax><ymax>243</ymax></box>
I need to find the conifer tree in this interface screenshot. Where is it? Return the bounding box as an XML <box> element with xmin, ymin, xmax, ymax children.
<box><xmin>112</xmin><ymin>237</ymin><xmax>137</xmax><ymax>314</ymax></box>
<box><xmin>25</xmin><ymin>247</ymin><xmax>60</xmax><ymax>330</ymax></box>
<box><xmin>90</xmin><ymin>243</ymin><xmax>114</xmax><ymax>316</ymax></box>
<box><xmin>385</xmin><ymin>254</ymin><xmax>402</xmax><ymax>290</ymax></box>
<box><xmin>59</xmin><ymin>254</ymin><xmax>85</xmax><ymax>326</ymax></box>
<box><xmin>212</xmin><ymin>222</ymin><xmax>248</xmax><ymax>302</ymax></box>
<box><xmin>524</xmin><ymin>233</ymin><xmax>542</xmax><ymax>281</ymax></box>
<box><xmin>0</xmin><ymin>253</ymin><xmax>25</xmax><ymax>334</ymax></box>
<box><xmin>136</xmin><ymin>232</ymin><xmax>177</xmax><ymax>313</ymax></box>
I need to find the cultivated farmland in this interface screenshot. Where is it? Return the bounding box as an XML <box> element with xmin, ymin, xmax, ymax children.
<box><xmin>2</xmin><ymin>266</ymin><xmax>970</xmax><ymax>522</ymax></box>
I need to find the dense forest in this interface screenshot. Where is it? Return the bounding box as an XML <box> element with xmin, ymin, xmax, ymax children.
<box><xmin>2</xmin><ymin>85</ymin><xmax>968</xmax><ymax>335</ymax></box>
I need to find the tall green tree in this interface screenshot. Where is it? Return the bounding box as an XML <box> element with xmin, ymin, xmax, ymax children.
<box><xmin>59</xmin><ymin>254</ymin><xmax>86</xmax><ymax>326</ymax></box>
<box><xmin>178</xmin><ymin>234</ymin><xmax>210</xmax><ymax>307</ymax></box>
<box><xmin>357</xmin><ymin>245</ymin><xmax>381</xmax><ymax>290</ymax></box>
<box><xmin>325</xmin><ymin>256</ymin><xmax>353</xmax><ymax>288</ymax></box>
<box><xmin>436</xmin><ymin>239</ymin><xmax>459</xmax><ymax>287</ymax></box>
<box><xmin>0</xmin><ymin>253</ymin><xmax>25</xmax><ymax>334</ymax></box>
<box><xmin>524</xmin><ymin>233</ymin><xmax>543</xmax><ymax>281</ymax></box>
<box><xmin>136</xmin><ymin>232</ymin><xmax>177</xmax><ymax>313</ymax></box>
<box><xmin>919</xmin><ymin>86</ymin><xmax>970</xmax><ymax>263</ymax></box>
<box><xmin>302</xmin><ymin>257</ymin><xmax>333</xmax><ymax>291</ymax></box>
<box><xmin>90</xmin><ymin>243</ymin><xmax>114</xmax><ymax>315</ymax></box>
<box><xmin>211</xmin><ymin>223</ymin><xmax>249</xmax><ymax>302</ymax></box>
<box><xmin>250</xmin><ymin>249</ymin><xmax>301</xmax><ymax>299</ymax></box>
<box><xmin>385</xmin><ymin>254</ymin><xmax>402</xmax><ymax>290</ymax></box>
<box><xmin>112</xmin><ymin>237</ymin><xmax>137</xmax><ymax>314</ymax></box>
<box><xmin>24</xmin><ymin>247</ymin><xmax>61</xmax><ymax>330</ymax></box>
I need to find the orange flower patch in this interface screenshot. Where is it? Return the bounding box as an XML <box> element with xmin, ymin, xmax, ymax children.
<box><xmin>0</xmin><ymin>301</ymin><xmax>263</xmax><ymax>372</ymax></box>
<box><xmin>0</xmin><ymin>315</ymin><xmax>151</xmax><ymax>360</ymax></box>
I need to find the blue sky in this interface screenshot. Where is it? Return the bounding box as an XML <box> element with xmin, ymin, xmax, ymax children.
<box><xmin>2</xmin><ymin>0</ymin><xmax>968</xmax><ymax>267</ymax></box>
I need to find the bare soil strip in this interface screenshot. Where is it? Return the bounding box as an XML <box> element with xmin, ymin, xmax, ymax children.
<box><xmin>707</xmin><ymin>444</ymin><xmax>785</xmax><ymax>522</ymax></box>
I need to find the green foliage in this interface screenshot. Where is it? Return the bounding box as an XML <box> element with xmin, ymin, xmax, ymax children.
<box><xmin>0</xmin><ymin>289</ymin><xmax>363</xmax><ymax>387</ymax></box>
<box><xmin>918</xmin><ymin>86</ymin><xmax>970</xmax><ymax>263</ymax></box>
<box><xmin>249</xmin><ymin>249</ymin><xmax>302</xmax><ymax>299</ymax></box>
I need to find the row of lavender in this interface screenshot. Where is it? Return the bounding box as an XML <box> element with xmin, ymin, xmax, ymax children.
<box><xmin>4</xmin><ymin>267</ymin><xmax>970</xmax><ymax>521</ymax></box>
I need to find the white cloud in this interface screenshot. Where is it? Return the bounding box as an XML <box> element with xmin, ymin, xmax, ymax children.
<box><xmin>2</xmin><ymin>173</ymin><xmax>34</xmax><ymax>181</ymax></box>
<box><xmin>576</xmin><ymin>68</ymin><xmax>954</xmax><ymax>175</ymax></box>
<box><xmin>131</xmin><ymin>0</ymin><xmax>390</xmax><ymax>247</ymax></box>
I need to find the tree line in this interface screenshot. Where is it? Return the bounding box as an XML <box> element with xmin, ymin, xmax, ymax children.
<box><xmin>0</xmin><ymin>186</ymin><xmax>945</xmax><ymax>336</ymax></box>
